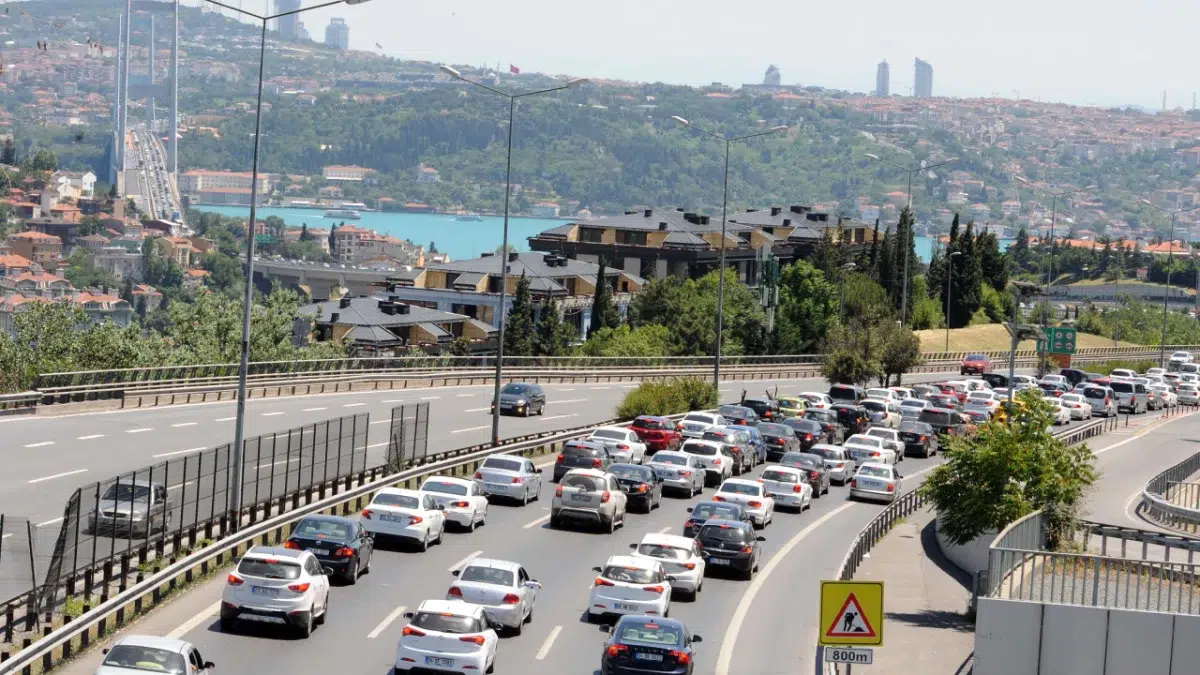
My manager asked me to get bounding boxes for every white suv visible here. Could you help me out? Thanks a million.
[220,546,331,638]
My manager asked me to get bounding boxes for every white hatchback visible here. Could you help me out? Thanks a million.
[844,434,897,465]
[220,546,331,638]
[420,476,489,532]
[395,600,499,674]
[1057,394,1093,420]
[713,478,775,527]
[757,465,813,511]
[588,555,674,621]
[629,533,706,599]
[361,488,446,551]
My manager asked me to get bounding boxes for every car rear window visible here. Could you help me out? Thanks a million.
[1110,382,1134,393]
[857,466,892,479]
[900,399,926,408]
[782,453,821,469]
[919,410,954,426]
[898,422,932,434]
[761,469,800,483]
[481,457,523,472]
[698,524,751,542]
[238,557,302,580]
[861,400,886,412]
[423,480,469,495]
[681,442,718,456]
[459,566,514,586]
[634,417,671,430]
[563,443,602,457]
[718,482,761,496]
[616,621,683,647]
[684,414,714,423]
[636,544,690,560]
[829,385,858,400]
[591,429,626,440]
[758,423,792,436]
[372,493,420,509]
[561,475,605,491]
[610,465,653,481]
[690,503,741,521]
[807,446,843,460]
[602,566,659,584]
[411,612,483,634]
[293,518,352,540]
[652,454,689,466]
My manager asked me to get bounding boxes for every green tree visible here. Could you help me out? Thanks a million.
[534,296,571,356]
[503,273,535,356]
[878,320,923,386]
[1,137,16,165]
[908,275,944,330]
[202,252,244,293]
[976,227,1008,291]
[588,259,620,338]
[63,249,120,290]
[772,260,837,354]
[24,148,57,172]
[947,223,983,328]
[581,324,673,357]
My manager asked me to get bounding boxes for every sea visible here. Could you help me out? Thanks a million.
[195,205,1001,264]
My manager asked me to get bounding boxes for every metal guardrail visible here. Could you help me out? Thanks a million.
[0,393,38,416]
[1140,450,1200,533]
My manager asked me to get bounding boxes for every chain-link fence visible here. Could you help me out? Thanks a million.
[387,402,430,472]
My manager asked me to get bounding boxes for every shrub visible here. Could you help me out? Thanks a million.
[1088,359,1158,375]
[615,377,717,419]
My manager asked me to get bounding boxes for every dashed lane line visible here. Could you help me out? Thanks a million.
[541,414,578,422]
[167,601,222,639]
[24,441,54,448]
[343,403,366,408]
[368,605,408,639]
[77,434,104,440]
[523,513,552,529]
[171,422,197,428]
[452,425,491,434]
[465,407,490,413]
[535,626,563,660]
[457,394,475,398]
[37,517,64,527]
[549,399,587,405]
[421,396,441,400]
[304,407,328,412]
[262,412,285,417]
[153,447,206,459]
[215,417,236,422]
[126,428,154,434]
[28,469,88,484]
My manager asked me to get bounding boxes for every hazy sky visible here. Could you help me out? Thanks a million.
[207,0,1198,111]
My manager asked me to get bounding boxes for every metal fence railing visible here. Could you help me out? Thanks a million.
[387,402,431,471]
[1141,450,1200,533]
[835,490,928,581]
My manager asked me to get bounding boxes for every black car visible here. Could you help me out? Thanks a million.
[918,407,970,438]
[911,384,939,399]
[554,440,611,482]
[801,408,842,443]
[682,501,752,537]
[695,519,765,580]
[599,615,702,675]
[981,373,1010,389]
[285,514,373,584]
[778,452,830,497]
[779,417,824,452]
[716,404,759,427]
[830,403,871,436]
[701,428,756,474]
[609,463,663,513]
[927,393,960,410]
[1059,368,1091,387]
[741,397,781,422]
[758,422,801,460]
[829,383,865,404]
[897,420,938,458]
[492,382,546,416]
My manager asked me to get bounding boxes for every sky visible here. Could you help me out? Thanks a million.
[199,0,1200,111]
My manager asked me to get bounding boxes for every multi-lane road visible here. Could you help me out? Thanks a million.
[125,126,182,223]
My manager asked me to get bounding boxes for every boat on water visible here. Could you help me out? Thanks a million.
[455,213,484,221]
[324,209,361,219]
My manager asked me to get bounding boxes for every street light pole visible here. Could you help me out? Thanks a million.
[1139,199,1200,367]
[674,118,788,388]
[838,262,857,318]
[440,66,588,445]
[945,251,961,351]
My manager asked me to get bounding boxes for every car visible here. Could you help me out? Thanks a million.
[394,600,500,674]
[775,395,810,417]
[554,439,613,482]
[588,426,649,464]
[447,558,540,634]
[1110,368,1138,379]
[850,462,904,504]
[700,427,756,474]
[551,468,629,532]
[1080,385,1117,417]
[1178,382,1200,405]
[716,404,759,426]
[284,514,374,584]
[980,372,1011,389]
[806,444,854,484]
[588,555,674,621]
[897,420,938,458]
[1043,397,1071,425]
[677,412,727,438]
[777,452,831,497]
[492,382,545,416]
[361,488,446,551]
[889,387,917,400]
[801,408,843,443]
[713,478,775,527]
[899,398,929,420]
[1059,368,1091,387]
[759,421,802,459]
[961,353,993,375]
[830,403,872,436]
[220,545,331,637]
[740,397,781,421]
[1058,393,1093,420]
[911,384,939,399]
[1145,387,1164,411]
[828,383,865,404]
[864,387,901,403]
[609,463,664,512]
[629,533,706,599]
[1169,351,1194,371]
[796,391,835,409]
[757,465,814,512]
[844,433,897,465]
[599,615,702,675]
[963,378,991,392]
[682,500,752,537]
[727,423,769,463]
[1152,384,1178,407]
[962,404,992,424]
[1038,381,1069,398]
[87,480,174,536]
[779,417,825,452]
[96,636,214,675]
[927,393,961,410]
[936,381,970,402]
[967,390,1001,413]
[860,398,901,428]
[679,439,733,485]
[419,476,489,531]
[643,450,706,497]
[694,518,765,580]
[473,455,543,504]
[1110,379,1148,414]
[630,416,683,453]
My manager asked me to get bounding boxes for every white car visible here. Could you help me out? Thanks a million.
[447,558,540,634]
[361,488,447,551]
[1179,383,1200,404]
[797,391,834,409]
[850,462,903,504]
[588,555,674,621]
[889,387,917,400]
[844,433,897,465]
[628,533,706,599]
[1147,367,1167,377]
[1039,374,1068,387]
[865,387,901,402]
[680,439,733,485]
[861,398,901,428]
[757,465,813,511]
[967,390,1000,413]
[865,427,905,460]
[1013,375,1038,387]
[1057,393,1093,420]
[419,477,489,532]
[220,546,331,637]
[95,636,214,675]
[713,478,775,527]
[1169,351,1194,368]
[473,455,543,504]
[395,600,499,674]
[1042,397,1071,425]
[1152,384,1178,407]
[587,426,648,464]
[643,450,706,497]
[1110,368,1137,380]
[677,412,727,438]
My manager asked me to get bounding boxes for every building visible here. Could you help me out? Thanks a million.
[0,293,134,338]
[0,270,73,299]
[324,17,350,50]
[763,65,781,87]
[914,58,933,98]
[299,294,497,355]
[275,0,304,40]
[875,60,890,97]
[50,170,96,199]
[415,163,440,183]
[331,225,424,266]
[130,284,163,312]
[532,202,560,218]
[91,246,143,281]
[0,252,34,278]
[322,165,375,181]
[179,170,271,194]
[7,231,63,269]
[160,237,197,268]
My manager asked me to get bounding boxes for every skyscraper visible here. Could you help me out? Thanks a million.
[763,65,781,88]
[914,58,933,98]
[276,0,303,40]
[325,17,350,50]
[875,60,889,96]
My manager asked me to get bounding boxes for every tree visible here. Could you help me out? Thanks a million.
[909,275,944,330]
[299,223,310,241]
[821,322,881,385]
[587,259,620,338]
[24,148,57,172]
[534,296,571,356]
[504,273,535,356]
[947,223,983,328]
[328,223,338,254]
[876,225,894,297]
[976,227,1008,291]
[772,260,837,354]
[202,252,244,293]
[1,137,16,165]
[811,226,845,278]
[63,249,120,290]
[878,320,922,386]
[892,207,920,314]
[581,325,673,357]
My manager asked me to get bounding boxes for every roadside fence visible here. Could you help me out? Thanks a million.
[1141,449,1200,534]
[387,402,431,472]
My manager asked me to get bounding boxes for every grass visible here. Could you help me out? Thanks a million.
[1068,278,1195,294]
[915,324,1141,352]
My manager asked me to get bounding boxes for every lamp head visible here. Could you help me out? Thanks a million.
[1140,199,1153,207]
[842,262,857,270]
[345,0,374,4]
[439,65,463,79]
[671,116,689,126]
[950,251,963,257]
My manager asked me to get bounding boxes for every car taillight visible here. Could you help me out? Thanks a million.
[335,546,354,558]
[793,484,804,493]
[452,501,469,508]
[502,593,521,604]
[360,509,373,520]
[712,457,722,465]
[448,586,463,598]
[643,585,666,593]
[851,479,858,488]
[683,562,697,570]
[600,490,612,503]
[919,435,927,442]
[773,438,785,444]
[607,644,630,658]
[679,470,692,477]
[288,583,310,593]
[402,626,425,637]
[556,454,565,463]
[511,476,524,484]
[804,434,813,440]
[713,495,725,502]
[284,540,301,550]
[474,472,483,480]
[671,650,692,665]
[676,422,684,430]
[227,574,244,586]
[871,452,880,457]
[808,470,820,480]
[748,500,762,508]
[887,483,895,492]
[555,486,563,497]
[593,458,604,468]
[409,515,423,525]
[595,578,615,587]
[636,484,648,493]
[617,443,630,450]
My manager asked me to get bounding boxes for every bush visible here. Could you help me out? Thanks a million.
[615,377,718,419]
[1088,359,1158,375]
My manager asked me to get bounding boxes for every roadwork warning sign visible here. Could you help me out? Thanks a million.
[819,581,884,647]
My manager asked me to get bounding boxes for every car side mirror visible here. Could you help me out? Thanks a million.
[102,648,110,655]
[756,536,766,542]
[403,611,415,619]
[692,635,703,643]
[600,624,614,633]
[666,574,679,582]
[535,468,543,474]
[438,504,446,510]
[592,566,603,573]
[322,566,335,576]
[628,543,637,549]
[525,580,542,589]
[203,661,216,669]
[685,507,694,513]
[451,569,460,577]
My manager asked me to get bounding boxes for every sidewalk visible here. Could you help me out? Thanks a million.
[851,507,975,674]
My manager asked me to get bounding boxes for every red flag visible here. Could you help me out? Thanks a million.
[509,64,520,74]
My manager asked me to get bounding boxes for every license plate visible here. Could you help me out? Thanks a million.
[709,558,731,566]
[251,586,280,597]
[654,469,674,479]
[859,481,882,489]
[569,493,590,502]
[485,483,507,491]
[425,656,453,667]
[379,514,404,523]
[635,653,664,662]
[311,548,329,555]
[614,602,637,611]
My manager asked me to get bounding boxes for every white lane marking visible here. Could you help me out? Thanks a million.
[657,526,672,534]
[1094,410,1195,456]
[171,422,197,428]
[367,441,388,449]
[457,394,475,398]
[168,481,194,491]
[541,414,578,422]
[421,396,441,400]
[262,412,285,417]
[343,403,365,408]
[153,447,206,459]
[28,469,88,484]
[590,387,610,390]
[619,384,637,388]
[77,434,104,440]
[24,441,54,448]
[560,388,575,392]
[37,517,64,527]
[549,399,587,405]
[524,513,552,529]
[535,625,563,660]
[465,407,490,413]
[370,420,390,425]
[1,534,10,540]
[368,605,408,639]
[382,399,406,403]
[448,550,483,573]
[215,417,236,422]
[452,425,491,434]
[303,407,328,412]
[255,459,299,471]
[126,428,153,434]
[167,600,222,639]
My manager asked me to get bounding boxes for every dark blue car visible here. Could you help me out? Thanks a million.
[600,615,701,675]
[728,424,767,463]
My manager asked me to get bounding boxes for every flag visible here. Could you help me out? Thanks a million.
[509,65,520,74]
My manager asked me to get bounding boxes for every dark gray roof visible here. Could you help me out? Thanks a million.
[426,251,619,280]
[344,325,403,345]
[538,223,576,238]
[417,322,451,340]
[467,318,498,335]
[452,272,487,289]
[300,296,486,330]
[661,231,710,248]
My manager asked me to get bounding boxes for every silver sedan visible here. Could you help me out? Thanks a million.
[473,455,543,505]
[643,451,705,497]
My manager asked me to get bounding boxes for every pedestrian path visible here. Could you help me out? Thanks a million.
[850,507,975,674]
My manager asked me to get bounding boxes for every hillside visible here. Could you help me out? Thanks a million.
[915,324,1139,353]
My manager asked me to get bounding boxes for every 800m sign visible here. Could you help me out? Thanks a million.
[824,647,874,664]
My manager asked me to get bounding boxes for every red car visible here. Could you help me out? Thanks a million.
[961,353,993,375]
[629,415,682,452]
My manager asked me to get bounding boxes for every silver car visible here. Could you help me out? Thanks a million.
[679,439,733,486]
[550,469,628,533]
[643,450,705,497]
[473,455,543,505]
[849,462,903,504]
[87,480,174,536]
[95,635,213,675]
[1110,380,1148,414]
[806,444,854,485]
[677,412,727,439]
[447,558,540,633]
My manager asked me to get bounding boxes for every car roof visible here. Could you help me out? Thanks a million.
[634,415,671,422]
[610,462,651,471]
[461,557,520,573]
[648,450,688,460]
[606,554,662,571]
[113,635,191,653]
[681,439,722,449]
[244,545,305,560]
[422,475,473,487]
[564,439,606,449]
[763,464,805,474]
[720,478,764,489]
[565,468,609,478]
[693,499,745,511]
[614,614,687,631]
[639,532,696,548]
[417,599,483,617]
[857,462,894,471]
[810,443,846,452]
[867,426,896,434]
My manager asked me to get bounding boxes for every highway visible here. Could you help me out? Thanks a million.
[125,126,182,223]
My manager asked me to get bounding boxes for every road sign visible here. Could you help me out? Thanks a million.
[825,647,874,665]
[1038,327,1077,355]
[820,580,884,647]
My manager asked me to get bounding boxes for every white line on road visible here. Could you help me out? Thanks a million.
[37,517,64,527]
[153,447,206,459]
[343,403,366,408]
[382,399,406,403]
[77,434,104,440]
[370,420,390,425]
[168,481,194,491]
[170,422,198,428]
[465,407,490,413]
[1,534,10,540]
[448,550,482,573]
[28,469,88,484]
[523,513,552,529]
[368,605,408,639]
[215,417,236,422]
[541,414,578,422]
[421,396,441,400]
[367,441,388,449]
[457,394,475,398]
[619,384,637,388]
[126,428,153,434]
[535,625,563,660]
[167,600,222,639]
[262,412,286,417]
[657,526,672,534]
[24,441,54,448]
[452,425,491,434]
[549,399,587,405]
[559,388,575,391]
[589,387,610,390]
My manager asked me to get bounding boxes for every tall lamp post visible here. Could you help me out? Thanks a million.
[202,0,374,530]
[838,262,857,318]
[945,251,961,351]
[673,118,788,387]
[864,153,956,325]
[440,66,588,445]
[1138,199,1200,367]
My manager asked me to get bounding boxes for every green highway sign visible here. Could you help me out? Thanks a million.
[1038,327,1077,355]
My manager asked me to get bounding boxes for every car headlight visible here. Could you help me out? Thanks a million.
[129,512,146,521]
[517,399,527,406]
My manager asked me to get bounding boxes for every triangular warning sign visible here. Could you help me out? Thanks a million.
[824,593,877,639]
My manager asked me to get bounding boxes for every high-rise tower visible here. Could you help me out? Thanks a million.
[875,60,889,96]
[914,58,933,98]
[325,17,350,50]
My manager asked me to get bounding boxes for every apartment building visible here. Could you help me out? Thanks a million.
[179,170,272,194]
[300,294,497,355]
[331,225,421,265]
[7,230,64,269]
[322,165,376,181]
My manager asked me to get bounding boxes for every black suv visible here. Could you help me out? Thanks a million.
[830,403,871,436]
[717,404,759,426]
[552,440,611,481]
[741,397,781,421]
[801,408,842,443]
[829,384,865,404]
[695,519,765,580]
[898,420,938,458]
[917,408,970,438]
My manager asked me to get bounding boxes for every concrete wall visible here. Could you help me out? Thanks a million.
[975,597,1200,675]
[935,515,998,579]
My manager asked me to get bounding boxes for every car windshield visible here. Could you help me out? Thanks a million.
[459,566,514,586]
[101,484,152,503]
[422,480,468,496]
[101,645,187,674]
[293,519,352,540]
[610,465,653,481]
[652,454,688,466]
[719,482,761,496]
[481,457,523,472]
[616,621,684,647]
[602,565,658,584]
[690,503,741,521]
[1061,395,1083,403]
[920,410,954,425]
[966,354,988,360]
[858,466,892,479]
[372,493,420,509]
[861,400,886,412]
[635,418,670,430]
[1110,382,1134,393]
[758,423,792,436]
[410,612,482,635]
[501,384,532,395]
[761,469,799,483]
[681,442,718,456]
[237,557,302,580]
[561,475,605,491]
[698,524,750,542]
[637,543,690,560]
[785,419,821,431]
[591,429,626,440]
